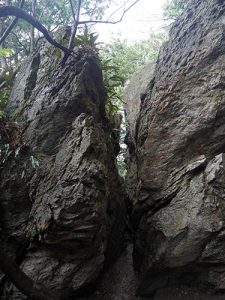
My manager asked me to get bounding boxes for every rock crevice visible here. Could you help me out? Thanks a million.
[3,0,225,298]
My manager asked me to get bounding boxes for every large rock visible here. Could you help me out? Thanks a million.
[124,63,155,204]
[124,62,155,146]
[0,44,126,299]
[125,0,225,296]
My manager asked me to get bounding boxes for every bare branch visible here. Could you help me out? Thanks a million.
[0,0,24,46]
[35,19,67,48]
[69,0,76,22]
[0,6,71,55]
[68,0,81,50]
[78,0,141,25]
[61,0,82,64]
[107,0,130,21]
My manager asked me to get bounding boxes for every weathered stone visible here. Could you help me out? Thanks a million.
[0,44,126,299]
[124,62,155,145]
[124,62,155,206]
[125,0,225,296]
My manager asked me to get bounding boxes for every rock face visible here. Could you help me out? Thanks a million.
[124,62,155,147]
[0,45,126,299]
[125,0,225,296]
[124,63,155,204]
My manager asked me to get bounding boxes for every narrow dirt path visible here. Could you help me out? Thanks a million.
[84,244,138,300]
[78,244,225,300]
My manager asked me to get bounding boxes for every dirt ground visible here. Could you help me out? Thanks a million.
[78,245,225,300]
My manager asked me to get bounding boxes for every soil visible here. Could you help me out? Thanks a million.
[78,245,225,300]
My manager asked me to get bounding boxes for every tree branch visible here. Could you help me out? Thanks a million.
[61,0,82,64]
[0,0,25,46]
[78,0,141,25]
[0,248,61,300]
[68,0,81,50]
[0,6,71,55]
[69,0,76,22]
[10,31,29,54]
[107,0,130,21]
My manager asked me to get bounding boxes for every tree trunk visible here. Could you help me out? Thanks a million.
[0,248,61,300]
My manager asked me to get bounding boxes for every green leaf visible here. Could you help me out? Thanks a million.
[0,48,13,57]
[30,155,39,169]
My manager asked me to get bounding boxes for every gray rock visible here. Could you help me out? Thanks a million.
[0,45,126,299]
[124,62,155,206]
[125,0,225,296]
[124,62,155,145]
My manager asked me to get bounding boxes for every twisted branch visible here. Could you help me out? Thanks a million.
[0,6,71,55]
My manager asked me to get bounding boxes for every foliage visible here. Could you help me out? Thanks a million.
[0,68,14,117]
[100,32,166,117]
[0,119,39,177]
[101,32,166,85]
[0,88,10,117]
[75,24,99,48]
[101,58,125,119]
[0,47,13,57]
[1,0,112,65]
[100,33,166,176]
[0,1,166,179]
[163,0,186,19]
[81,0,112,21]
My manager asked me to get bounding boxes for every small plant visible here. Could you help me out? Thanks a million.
[0,47,13,58]
[0,110,6,119]
[75,25,99,49]
[21,155,39,179]
[0,88,10,115]
[0,143,13,164]
[0,67,15,117]
[0,119,39,178]
[101,59,126,120]
[30,155,39,169]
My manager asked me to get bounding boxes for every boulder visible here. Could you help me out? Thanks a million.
[0,45,126,299]
[125,0,225,296]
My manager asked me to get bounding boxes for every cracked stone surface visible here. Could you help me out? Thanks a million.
[0,45,126,299]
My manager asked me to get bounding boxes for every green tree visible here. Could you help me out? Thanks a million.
[100,32,166,112]
[0,0,141,66]
[163,0,186,19]
[100,32,166,176]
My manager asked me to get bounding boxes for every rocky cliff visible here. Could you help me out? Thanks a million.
[2,0,225,299]
[0,44,126,299]
[125,0,225,297]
